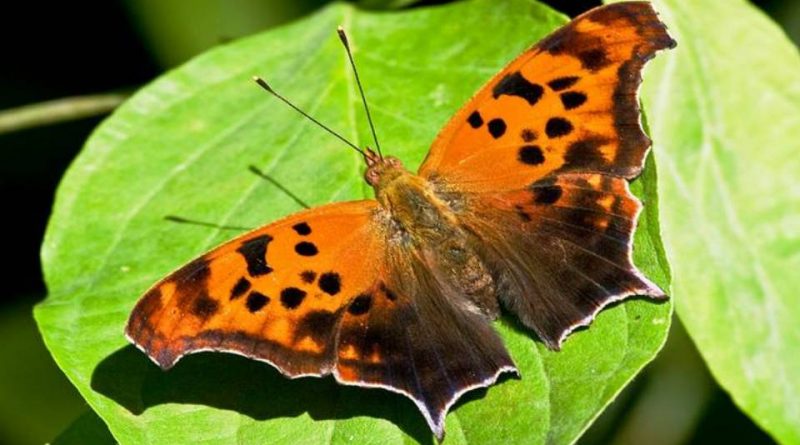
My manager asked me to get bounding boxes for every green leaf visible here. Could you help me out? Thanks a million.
[36,1,671,443]
[638,0,800,442]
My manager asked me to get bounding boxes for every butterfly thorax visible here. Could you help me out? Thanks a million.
[366,154,500,317]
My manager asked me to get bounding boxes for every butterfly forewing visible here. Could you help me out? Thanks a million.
[419,1,676,192]
[126,200,383,375]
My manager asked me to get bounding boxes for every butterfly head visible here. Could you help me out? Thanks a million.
[364,147,405,188]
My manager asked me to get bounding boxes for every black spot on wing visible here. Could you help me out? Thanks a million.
[467,111,484,128]
[300,270,317,284]
[230,277,251,300]
[318,272,341,296]
[295,241,318,256]
[521,129,537,142]
[281,287,306,309]
[545,117,573,138]
[548,76,580,91]
[246,291,270,313]
[578,48,611,71]
[487,119,507,139]
[560,92,587,110]
[534,186,563,205]
[292,222,311,236]
[561,138,608,171]
[531,178,563,205]
[192,295,219,319]
[518,145,545,165]
[492,71,544,106]
[236,235,273,277]
[295,310,339,343]
[348,294,372,316]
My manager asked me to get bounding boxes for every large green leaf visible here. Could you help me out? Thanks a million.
[36,1,671,443]
[638,0,800,443]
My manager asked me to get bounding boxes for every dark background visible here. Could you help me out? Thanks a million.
[1,1,796,444]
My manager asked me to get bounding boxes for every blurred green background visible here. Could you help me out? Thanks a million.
[0,1,796,444]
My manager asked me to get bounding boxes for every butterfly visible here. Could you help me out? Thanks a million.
[126,2,675,441]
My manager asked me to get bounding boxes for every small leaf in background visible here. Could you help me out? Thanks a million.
[638,0,800,443]
[36,0,671,443]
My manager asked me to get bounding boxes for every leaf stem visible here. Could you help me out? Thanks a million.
[0,93,129,135]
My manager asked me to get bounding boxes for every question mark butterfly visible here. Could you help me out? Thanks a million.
[127,2,675,440]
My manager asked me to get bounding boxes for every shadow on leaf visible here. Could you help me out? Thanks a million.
[91,345,435,444]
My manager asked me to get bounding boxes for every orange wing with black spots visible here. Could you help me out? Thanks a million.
[126,200,385,375]
[126,200,515,439]
[418,1,675,192]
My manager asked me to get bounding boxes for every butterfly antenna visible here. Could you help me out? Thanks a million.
[252,76,367,160]
[337,26,383,159]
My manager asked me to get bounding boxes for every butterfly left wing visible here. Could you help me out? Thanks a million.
[126,200,515,440]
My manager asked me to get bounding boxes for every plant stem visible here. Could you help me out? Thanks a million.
[0,93,129,135]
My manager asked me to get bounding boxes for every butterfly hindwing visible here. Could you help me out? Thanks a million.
[336,246,516,438]
[462,173,666,348]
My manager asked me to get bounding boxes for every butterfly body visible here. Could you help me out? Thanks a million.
[368,152,504,319]
[126,2,675,440]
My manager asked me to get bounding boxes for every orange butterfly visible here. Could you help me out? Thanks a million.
[126,2,675,440]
